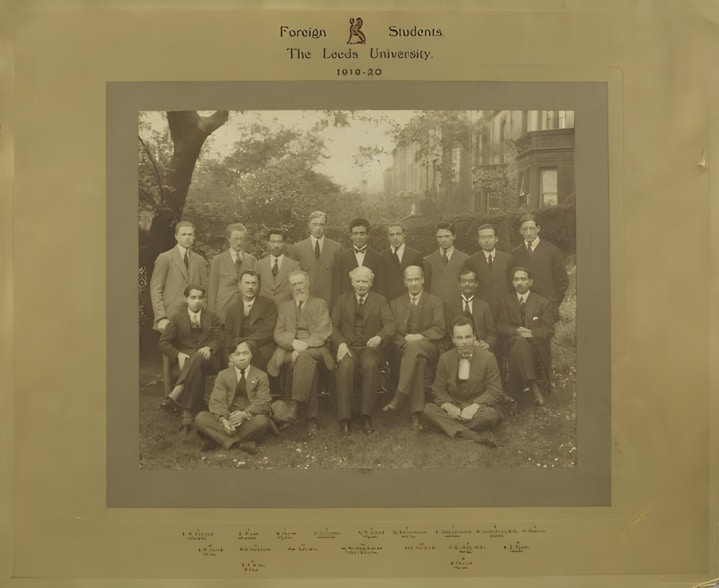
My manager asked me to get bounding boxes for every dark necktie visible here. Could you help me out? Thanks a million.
[183,250,189,269]
[237,369,246,395]
[355,247,367,255]
[234,254,242,272]
[526,242,532,255]
[487,255,493,268]
[393,248,401,264]
[463,298,472,315]
[314,240,320,260]
[519,297,526,326]
[191,314,200,329]
[272,258,279,277]
[441,250,449,265]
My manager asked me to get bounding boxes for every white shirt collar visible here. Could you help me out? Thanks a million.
[441,246,454,259]
[392,243,405,258]
[231,250,243,263]
[517,292,529,303]
[526,237,540,250]
[234,366,249,381]
[188,308,201,321]
[271,254,283,263]
[483,249,496,259]
[176,244,189,256]
[311,236,324,247]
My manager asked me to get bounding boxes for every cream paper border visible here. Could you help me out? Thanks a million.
[5,1,718,585]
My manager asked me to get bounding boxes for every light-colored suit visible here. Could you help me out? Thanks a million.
[287,237,343,307]
[424,248,470,304]
[256,254,300,305]
[207,250,257,323]
[150,245,208,330]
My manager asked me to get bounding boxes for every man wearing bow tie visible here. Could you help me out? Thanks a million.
[331,266,396,436]
[195,339,276,454]
[380,222,424,302]
[158,285,224,430]
[496,267,554,406]
[462,223,513,313]
[150,221,208,332]
[256,228,300,305]
[423,221,470,304]
[423,317,505,446]
[207,223,257,323]
[383,265,446,431]
[444,268,498,352]
[333,217,386,300]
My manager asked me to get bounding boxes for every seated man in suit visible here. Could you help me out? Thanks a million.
[207,222,257,323]
[256,228,300,305]
[496,267,554,407]
[150,220,208,332]
[333,217,386,299]
[158,285,224,429]
[332,266,396,436]
[381,222,425,302]
[383,265,446,431]
[423,221,469,304]
[267,270,334,435]
[444,268,498,352]
[195,339,276,454]
[224,270,277,372]
[462,223,513,313]
[424,317,505,447]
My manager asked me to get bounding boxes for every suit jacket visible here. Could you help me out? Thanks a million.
[431,347,504,408]
[380,245,425,302]
[511,240,568,305]
[444,296,498,350]
[463,249,513,310]
[287,237,342,307]
[390,290,446,346]
[333,247,387,299]
[207,250,257,323]
[424,249,470,303]
[224,295,278,349]
[158,308,224,359]
[268,295,334,376]
[149,246,208,330]
[331,290,396,350]
[496,291,554,343]
[256,254,300,305]
[207,365,271,418]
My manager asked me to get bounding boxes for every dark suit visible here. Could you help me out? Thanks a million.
[331,291,396,419]
[463,249,513,311]
[444,296,498,351]
[158,308,224,411]
[224,295,278,371]
[287,237,343,307]
[496,291,554,393]
[333,247,387,299]
[207,250,257,323]
[256,254,300,305]
[380,245,424,302]
[150,246,208,330]
[389,291,446,413]
[267,296,334,417]
[195,365,273,449]
[511,240,568,320]
[424,249,470,304]
[424,347,505,438]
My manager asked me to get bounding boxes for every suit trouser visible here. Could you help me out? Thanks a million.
[289,348,328,418]
[335,347,381,420]
[173,352,217,412]
[506,336,538,388]
[195,411,272,449]
[423,403,501,438]
[395,340,439,414]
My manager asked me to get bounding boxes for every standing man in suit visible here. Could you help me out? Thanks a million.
[256,228,300,305]
[150,220,208,332]
[207,223,257,323]
[463,223,513,312]
[380,222,424,302]
[158,285,224,430]
[383,265,446,431]
[424,221,470,304]
[195,339,276,454]
[331,266,396,436]
[267,270,335,435]
[287,211,342,308]
[423,317,505,447]
[510,214,568,322]
[444,268,498,352]
[496,267,554,406]
[224,270,278,372]
[333,217,386,299]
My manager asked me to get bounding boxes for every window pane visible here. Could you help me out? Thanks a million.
[541,169,558,206]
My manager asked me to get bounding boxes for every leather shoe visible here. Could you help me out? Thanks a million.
[340,420,350,437]
[361,415,375,435]
[160,397,180,414]
[382,392,405,412]
[530,382,544,406]
[236,440,258,455]
[410,413,422,432]
[307,418,320,437]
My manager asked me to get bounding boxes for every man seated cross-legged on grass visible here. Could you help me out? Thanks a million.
[423,317,505,447]
[195,339,278,454]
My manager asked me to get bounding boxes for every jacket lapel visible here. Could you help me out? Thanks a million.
[173,248,189,280]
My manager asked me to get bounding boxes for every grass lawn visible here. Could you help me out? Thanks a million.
[139,262,577,471]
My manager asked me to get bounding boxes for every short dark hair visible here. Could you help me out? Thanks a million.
[387,222,405,233]
[451,316,474,335]
[239,270,259,281]
[458,267,477,281]
[510,266,533,280]
[435,220,456,235]
[183,284,206,297]
[518,213,538,226]
[477,223,496,235]
[175,220,195,234]
[267,228,286,241]
[349,218,370,232]
[228,338,256,356]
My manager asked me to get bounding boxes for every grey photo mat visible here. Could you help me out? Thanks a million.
[107,80,610,508]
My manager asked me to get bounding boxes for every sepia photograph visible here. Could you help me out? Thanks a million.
[137,108,578,472]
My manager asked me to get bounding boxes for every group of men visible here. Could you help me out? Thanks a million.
[149,210,569,454]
